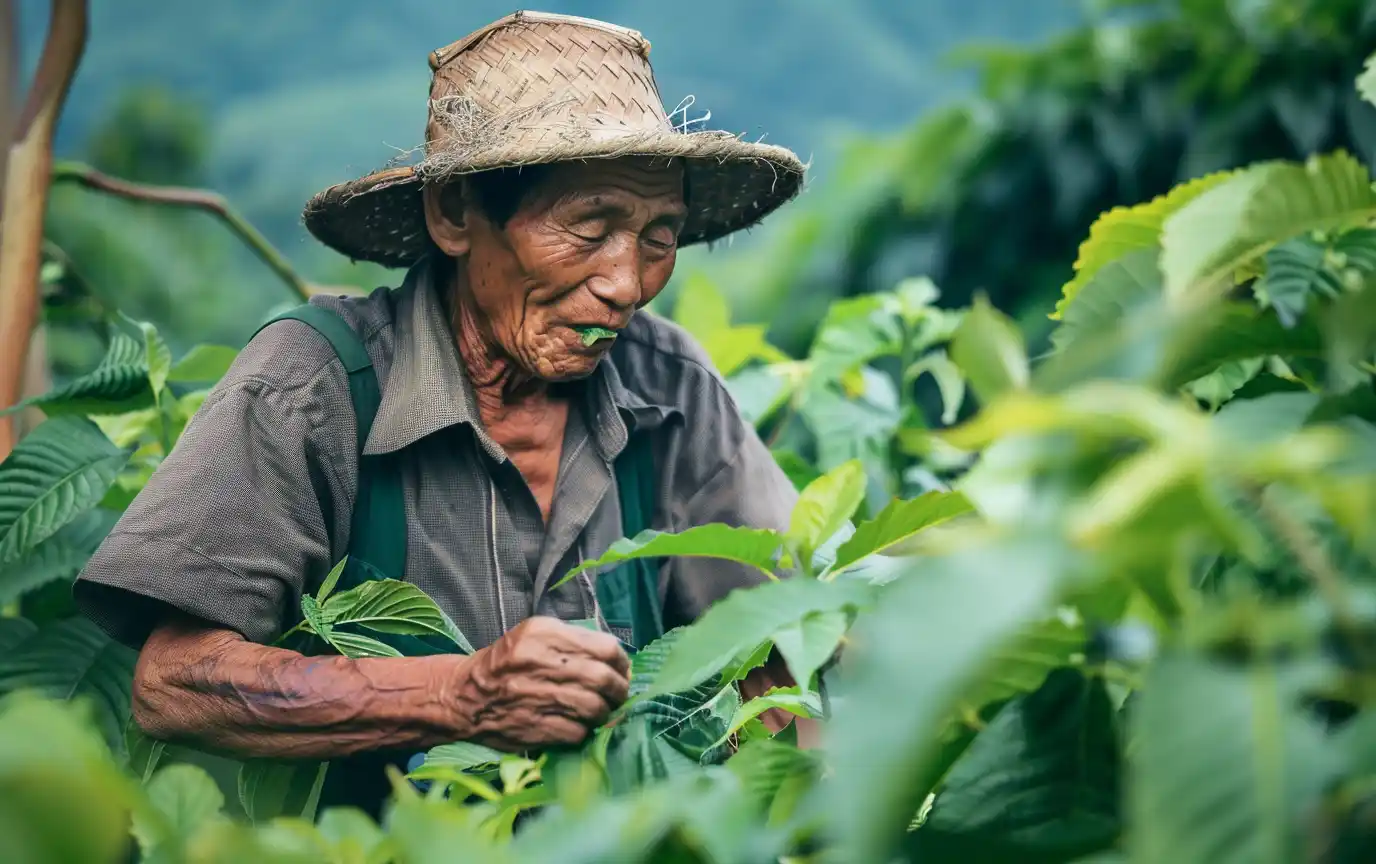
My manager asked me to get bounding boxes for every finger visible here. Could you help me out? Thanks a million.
[547,657,630,707]
[527,715,591,748]
[545,685,614,727]
[548,622,631,676]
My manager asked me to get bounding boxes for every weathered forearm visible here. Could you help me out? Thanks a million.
[132,613,475,760]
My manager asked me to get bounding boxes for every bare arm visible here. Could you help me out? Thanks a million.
[132,612,631,761]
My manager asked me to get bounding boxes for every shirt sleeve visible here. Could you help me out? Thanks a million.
[660,385,800,628]
[73,368,353,649]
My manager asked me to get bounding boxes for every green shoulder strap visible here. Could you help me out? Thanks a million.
[598,432,666,651]
[254,306,462,657]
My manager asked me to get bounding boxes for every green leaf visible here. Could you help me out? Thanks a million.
[125,718,166,784]
[0,508,116,607]
[238,759,327,824]
[0,616,37,653]
[1054,169,1239,319]
[1358,51,1376,108]
[315,807,387,861]
[830,491,974,574]
[559,525,784,589]
[906,350,967,425]
[1211,391,1321,446]
[315,557,347,605]
[1,331,153,417]
[1161,151,1376,300]
[647,576,874,698]
[1256,236,1344,327]
[0,694,138,864]
[910,670,1121,863]
[725,738,821,814]
[323,631,403,659]
[137,320,173,397]
[131,763,227,857]
[672,272,732,341]
[1051,249,1164,355]
[826,534,1079,864]
[770,610,848,691]
[167,344,240,384]
[950,294,1029,405]
[712,686,821,749]
[1156,302,1324,390]
[0,416,130,566]
[701,325,785,377]
[726,362,801,427]
[1184,358,1264,410]
[807,294,904,385]
[319,578,474,654]
[414,741,505,775]
[788,459,866,559]
[1130,652,1337,864]
[0,617,137,759]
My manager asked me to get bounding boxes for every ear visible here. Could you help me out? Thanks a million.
[422,181,472,257]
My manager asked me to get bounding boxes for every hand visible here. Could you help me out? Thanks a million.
[453,616,631,751]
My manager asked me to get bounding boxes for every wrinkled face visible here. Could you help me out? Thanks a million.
[425,156,687,381]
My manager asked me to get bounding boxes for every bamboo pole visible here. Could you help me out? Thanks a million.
[0,0,87,459]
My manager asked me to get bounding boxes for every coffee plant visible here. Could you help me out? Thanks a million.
[4,52,1376,864]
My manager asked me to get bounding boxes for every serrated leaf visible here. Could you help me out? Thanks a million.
[0,417,130,566]
[2,331,153,417]
[1130,653,1337,864]
[826,534,1080,864]
[1254,234,1364,327]
[1161,151,1376,301]
[788,459,866,558]
[830,491,974,574]
[132,763,227,856]
[167,344,240,384]
[647,576,874,698]
[1054,169,1239,319]
[0,617,137,759]
[950,295,1029,405]
[559,525,784,589]
[712,686,821,748]
[807,294,904,386]
[1051,249,1164,355]
[238,759,327,824]
[911,670,1121,863]
[771,609,849,692]
[1184,358,1264,410]
[319,578,473,653]
[0,508,115,607]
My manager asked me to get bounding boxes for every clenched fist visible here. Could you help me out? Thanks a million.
[452,616,631,751]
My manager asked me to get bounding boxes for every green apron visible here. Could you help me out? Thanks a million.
[255,304,665,819]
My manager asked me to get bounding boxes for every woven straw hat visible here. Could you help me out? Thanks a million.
[303,10,808,268]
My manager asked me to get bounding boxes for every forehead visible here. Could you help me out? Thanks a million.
[537,156,685,203]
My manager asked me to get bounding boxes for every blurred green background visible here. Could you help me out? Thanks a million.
[17,0,1376,375]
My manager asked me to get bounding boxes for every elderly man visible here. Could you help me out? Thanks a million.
[74,11,808,816]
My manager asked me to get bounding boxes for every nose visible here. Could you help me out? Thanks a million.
[585,236,643,310]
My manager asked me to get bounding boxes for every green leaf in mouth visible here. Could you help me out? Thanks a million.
[576,326,619,346]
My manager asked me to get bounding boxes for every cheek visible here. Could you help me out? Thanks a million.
[639,249,677,305]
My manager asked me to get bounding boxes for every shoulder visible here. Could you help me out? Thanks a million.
[227,287,397,394]
[609,309,734,413]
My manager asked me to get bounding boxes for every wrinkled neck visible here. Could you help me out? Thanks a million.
[448,274,548,422]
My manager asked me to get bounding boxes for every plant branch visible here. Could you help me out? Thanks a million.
[47,161,314,303]
[0,0,86,460]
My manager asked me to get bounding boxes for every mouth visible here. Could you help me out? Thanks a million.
[571,325,619,347]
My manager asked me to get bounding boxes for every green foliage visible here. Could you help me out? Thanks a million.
[8,8,1376,859]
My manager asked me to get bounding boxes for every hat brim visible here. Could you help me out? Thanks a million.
[302,134,806,268]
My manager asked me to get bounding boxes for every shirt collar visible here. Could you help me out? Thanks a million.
[362,256,670,461]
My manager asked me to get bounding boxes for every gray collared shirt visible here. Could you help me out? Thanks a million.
[74,257,799,651]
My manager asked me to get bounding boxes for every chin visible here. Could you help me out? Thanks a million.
[534,355,602,382]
